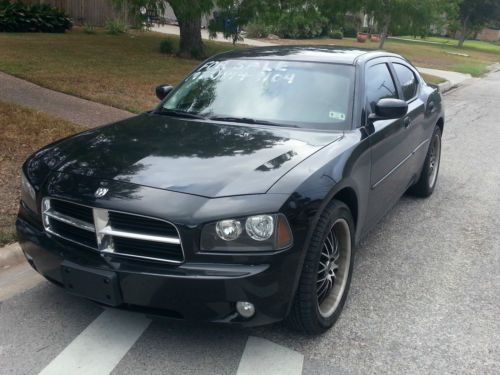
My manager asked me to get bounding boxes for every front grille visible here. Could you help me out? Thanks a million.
[42,198,184,264]
[108,211,178,237]
[113,237,184,262]
[48,218,98,248]
[50,199,94,224]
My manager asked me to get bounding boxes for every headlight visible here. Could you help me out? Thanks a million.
[200,213,293,252]
[215,219,242,241]
[245,215,274,241]
[21,170,38,212]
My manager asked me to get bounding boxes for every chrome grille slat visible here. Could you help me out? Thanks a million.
[44,209,95,232]
[42,198,184,264]
[100,226,181,245]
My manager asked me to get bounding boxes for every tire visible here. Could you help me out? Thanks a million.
[408,126,442,198]
[287,200,355,335]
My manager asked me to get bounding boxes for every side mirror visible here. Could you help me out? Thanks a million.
[155,84,174,101]
[369,98,408,121]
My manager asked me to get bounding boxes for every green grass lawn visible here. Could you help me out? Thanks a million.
[270,37,500,76]
[420,73,446,85]
[0,101,82,246]
[400,36,500,55]
[0,29,498,115]
[0,28,237,113]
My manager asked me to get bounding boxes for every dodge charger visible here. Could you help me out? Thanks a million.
[17,46,444,334]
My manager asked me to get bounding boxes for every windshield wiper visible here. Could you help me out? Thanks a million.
[155,108,207,119]
[209,116,297,128]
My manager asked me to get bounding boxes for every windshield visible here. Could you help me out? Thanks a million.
[162,59,354,130]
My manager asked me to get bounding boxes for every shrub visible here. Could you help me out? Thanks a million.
[189,47,205,60]
[343,24,358,38]
[329,29,343,39]
[83,23,96,34]
[245,22,270,38]
[159,39,175,54]
[0,1,72,33]
[105,19,127,35]
[275,12,328,39]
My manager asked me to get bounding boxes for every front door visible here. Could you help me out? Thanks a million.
[365,61,414,224]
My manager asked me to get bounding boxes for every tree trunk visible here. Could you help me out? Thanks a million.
[178,17,205,58]
[458,15,469,48]
[379,15,391,49]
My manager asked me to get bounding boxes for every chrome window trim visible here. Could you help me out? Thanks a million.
[41,197,185,264]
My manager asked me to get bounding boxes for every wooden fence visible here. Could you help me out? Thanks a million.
[20,0,129,27]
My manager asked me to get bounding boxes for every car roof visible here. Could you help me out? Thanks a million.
[212,45,402,65]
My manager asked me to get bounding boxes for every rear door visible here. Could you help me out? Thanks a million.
[364,59,414,224]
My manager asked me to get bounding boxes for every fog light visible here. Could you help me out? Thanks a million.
[236,301,255,318]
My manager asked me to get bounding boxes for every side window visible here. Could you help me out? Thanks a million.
[393,63,418,101]
[366,63,398,112]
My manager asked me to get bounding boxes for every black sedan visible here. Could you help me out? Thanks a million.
[17,46,443,334]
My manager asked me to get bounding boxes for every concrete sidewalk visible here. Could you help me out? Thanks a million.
[417,67,472,91]
[0,72,133,128]
[0,243,24,270]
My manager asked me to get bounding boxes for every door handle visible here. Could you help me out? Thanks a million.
[403,117,411,128]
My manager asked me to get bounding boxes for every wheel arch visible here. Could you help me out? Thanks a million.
[331,187,358,230]
[436,117,444,133]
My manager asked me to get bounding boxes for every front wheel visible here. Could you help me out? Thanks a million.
[409,126,442,197]
[287,200,354,335]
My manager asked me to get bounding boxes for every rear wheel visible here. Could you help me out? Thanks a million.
[287,200,354,335]
[409,126,442,197]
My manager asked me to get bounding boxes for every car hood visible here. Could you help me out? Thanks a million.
[42,114,342,198]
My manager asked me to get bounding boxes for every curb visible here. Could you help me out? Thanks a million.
[0,243,25,268]
[438,81,454,93]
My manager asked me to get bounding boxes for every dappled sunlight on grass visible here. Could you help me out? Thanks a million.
[0,101,82,245]
[0,28,238,113]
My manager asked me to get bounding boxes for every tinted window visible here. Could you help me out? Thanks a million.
[366,63,397,111]
[393,63,418,101]
[162,59,355,130]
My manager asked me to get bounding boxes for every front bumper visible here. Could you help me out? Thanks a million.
[16,215,303,327]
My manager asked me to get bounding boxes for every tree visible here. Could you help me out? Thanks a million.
[116,0,214,58]
[210,0,335,41]
[207,0,255,44]
[455,0,500,47]
[364,0,405,48]
[390,0,457,39]
[168,0,214,57]
[320,0,363,28]
[364,0,451,48]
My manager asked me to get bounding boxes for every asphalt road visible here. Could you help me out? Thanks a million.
[1,70,499,375]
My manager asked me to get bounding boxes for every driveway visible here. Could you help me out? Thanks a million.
[1,70,499,375]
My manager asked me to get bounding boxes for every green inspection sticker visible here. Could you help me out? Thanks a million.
[329,111,346,120]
